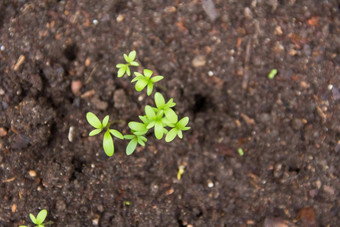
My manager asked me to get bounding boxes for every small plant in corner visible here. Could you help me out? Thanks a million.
[20,209,52,227]
[86,51,190,156]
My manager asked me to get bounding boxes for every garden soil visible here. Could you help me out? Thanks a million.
[1,0,340,226]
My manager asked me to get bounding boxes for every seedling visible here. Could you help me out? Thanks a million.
[86,112,124,156]
[116,50,139,77]
[268,69,278,79]
[124,201,131,206]
[177,165,185,180]
[131,69,164,96]
[86,51,190,156]
[20,209,51,227]
[237,147,244,156]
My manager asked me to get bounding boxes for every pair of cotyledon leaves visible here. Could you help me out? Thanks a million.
[19,209,48,227]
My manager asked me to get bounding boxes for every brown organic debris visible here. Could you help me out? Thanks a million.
[13,55,25,71]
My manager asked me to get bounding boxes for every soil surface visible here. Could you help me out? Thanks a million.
[1,0,340,226]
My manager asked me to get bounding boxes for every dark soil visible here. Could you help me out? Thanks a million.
[1,0,340,226]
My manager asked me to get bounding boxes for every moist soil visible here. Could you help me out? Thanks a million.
[1,0,340,226]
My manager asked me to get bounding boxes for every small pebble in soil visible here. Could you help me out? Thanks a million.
[202,0,219,21]
[92,19,98,25]
[164,6,176,13]
[91,97,108,110]
[92,217,99,225]
[207,180,214,188]
[0,88,4,95]
[0,127,7,137]
[264,217,293,227]
[192,55,206,67]
[208,71,214,77]
[11,204,17,213]
[68,126,75,142]
[116,14,124,22]
[323,185,335,195]
[71,80,82,96]
[29,170,37,177]
[0,45,4,51]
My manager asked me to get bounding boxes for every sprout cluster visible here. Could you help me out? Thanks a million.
[86,51,190,156]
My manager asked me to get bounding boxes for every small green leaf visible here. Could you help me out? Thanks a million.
[126,66,131,76]
[128,50,136,61]
[133,130,148,136]
[268,69,278,79]
[143,69,153,79]
[183,126,191,131]
[36,209,47,224]
[29,214,37,224]
[177,130,183,139]
[151,76,164,83]
[102,115,109,127]
[155,92,165,108]
[130,61,139,66]
[89,128,102,136]
[165,108,178,123]
[109,129,124,139]
[123,53,129,62]
[134,72,143,77]
[145,105,156,119]
[165,128,178,142]
[166,98,176,108]
[126,139,138,155]
[103,131,114,156]
[128,122,147,132]
[146,121,155,129]
[177,117,189,129]
[124,135,135,139]
[139,115,150,124]
[238,148,244,156]
[137,138,145,146]
[116,64,125,68]
[86,112,102,129]
[117,67,126,78]
[147,83,154,96]
[154,122,164,139]
[135,79,148,91]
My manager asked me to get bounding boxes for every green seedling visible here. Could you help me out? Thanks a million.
[132,69,164,96]
[20,209,51,227]
[86,51,190,156]
[237,148,244,156]
[268,69,278,79]
[177,165,185,180]
[154,92,177,123]
[86,112,124,156]
[124,201,131,206]
[165,116,191,142]
[116,50,139,77]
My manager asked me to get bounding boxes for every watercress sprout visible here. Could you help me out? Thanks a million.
[154,92,177,123]
[86,51,190,156]
[116,50,139,77]
[86,112,124,156]
[20,209,50,227]
[165,117,191,142]
[131,69,164,96]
